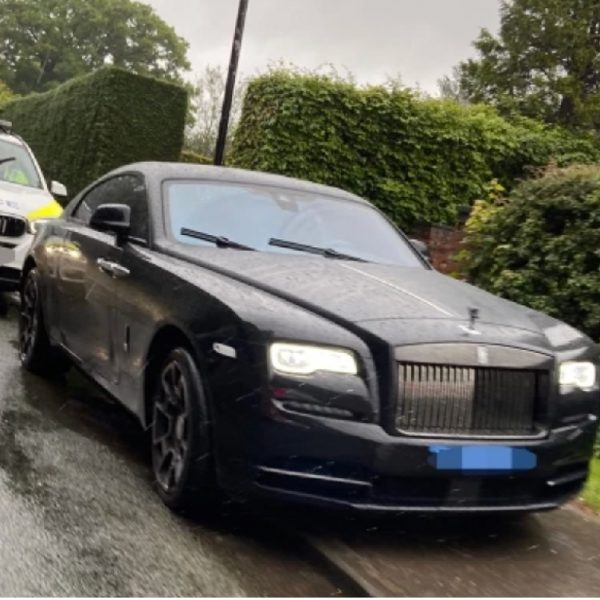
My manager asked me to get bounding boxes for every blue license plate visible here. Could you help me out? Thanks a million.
[429,445,537,471]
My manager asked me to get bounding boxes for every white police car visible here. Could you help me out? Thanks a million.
[0,120,66,290]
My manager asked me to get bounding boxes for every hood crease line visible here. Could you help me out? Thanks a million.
[340,263,456,318]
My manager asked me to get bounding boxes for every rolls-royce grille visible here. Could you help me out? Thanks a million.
[0,215,26,238]
[396,363,546,437]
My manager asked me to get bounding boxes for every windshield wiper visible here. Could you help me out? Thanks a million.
[269,238,367,262]
[181,228,255,251]
[0,156,16,166]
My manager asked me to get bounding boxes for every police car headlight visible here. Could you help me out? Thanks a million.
[559,361,597,391]
[269,342,358,376]
[27,219,48,234]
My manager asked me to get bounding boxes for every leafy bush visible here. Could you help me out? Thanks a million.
[232,72,600,230]
[0,80,16,107]
[1,67,188,197]
[460,165,600,340]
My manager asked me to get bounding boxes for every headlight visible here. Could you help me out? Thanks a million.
[559,361,597,391]
[269,342,358,376]
[27,219,48,234]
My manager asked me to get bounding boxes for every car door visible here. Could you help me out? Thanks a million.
[97,175,153,412]
[57,174,143,385]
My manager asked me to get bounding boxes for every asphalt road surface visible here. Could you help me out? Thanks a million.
[0,301,346,597]
[1,298,599,597]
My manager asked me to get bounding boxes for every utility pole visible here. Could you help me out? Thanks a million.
[214,0,249,166]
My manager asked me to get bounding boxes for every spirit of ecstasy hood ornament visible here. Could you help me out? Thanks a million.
[469,307,480,331]
[459,307,482,336]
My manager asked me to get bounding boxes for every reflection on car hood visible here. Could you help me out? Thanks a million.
[167,245,589,352]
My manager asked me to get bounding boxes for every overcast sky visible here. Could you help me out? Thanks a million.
[144,0,500,93]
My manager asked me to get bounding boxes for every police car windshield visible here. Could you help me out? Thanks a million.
[0,138,42,189]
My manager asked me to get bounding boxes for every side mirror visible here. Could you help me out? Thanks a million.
[410,238,431,261]
[50,180,68,197]
[90,204,131,243]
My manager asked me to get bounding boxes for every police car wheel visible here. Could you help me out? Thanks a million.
[19,268,69,376]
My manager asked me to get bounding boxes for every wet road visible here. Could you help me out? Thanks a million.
[0,304,344,597]
[1,299,599,597]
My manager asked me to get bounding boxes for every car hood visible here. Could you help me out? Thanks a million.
[165,245,592,354]
[0,180,59,220]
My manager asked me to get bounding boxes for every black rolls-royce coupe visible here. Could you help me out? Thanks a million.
[19,163,599,513]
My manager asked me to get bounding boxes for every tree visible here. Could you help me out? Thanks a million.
[0,0,190,95]
[448,0,600,131]
[186,65,248,159]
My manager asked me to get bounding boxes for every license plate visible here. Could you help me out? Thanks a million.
[429,445,537,471]
[0,247,15,265]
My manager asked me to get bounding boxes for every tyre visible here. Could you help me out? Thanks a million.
[19,268,70,377]
[151,347,218,512]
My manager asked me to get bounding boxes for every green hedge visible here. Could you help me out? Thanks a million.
[231,72,600,230]
[1,67,188,198]
[0,80,16,107]
[460,166,600,341]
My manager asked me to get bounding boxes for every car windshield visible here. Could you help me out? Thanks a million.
[164,180,425,268]
[0,138,42,189]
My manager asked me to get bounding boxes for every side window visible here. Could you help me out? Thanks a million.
[73,174,149,243]
[72,182,107,224]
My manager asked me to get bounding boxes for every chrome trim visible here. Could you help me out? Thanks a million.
[257,466,371,488]
[546,470,588,488]
[394,343,553,370]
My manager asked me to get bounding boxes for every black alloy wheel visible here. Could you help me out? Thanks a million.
[19,268,69,376]
[151,347,216,511]
[19,271,40,363]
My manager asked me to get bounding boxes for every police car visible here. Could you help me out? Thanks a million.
[0,120,66,291]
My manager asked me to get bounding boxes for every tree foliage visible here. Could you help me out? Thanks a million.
[0,79,16,106]
[185,65,248,159]
[460,165,600,340]
[180,149,212,165]
[0,0,190,95]
[450,0,600,131]
[232,71,600,231]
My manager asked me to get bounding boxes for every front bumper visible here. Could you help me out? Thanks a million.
[0,232,32,291]
[218,406,598,514]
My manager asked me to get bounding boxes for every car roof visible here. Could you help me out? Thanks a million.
[0,132,25,146]
[107,162,370,205]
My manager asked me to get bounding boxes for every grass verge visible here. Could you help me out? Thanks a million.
[583,458,600,513]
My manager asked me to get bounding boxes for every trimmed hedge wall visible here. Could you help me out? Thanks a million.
[231,73,600,230]
[1,67,188,198]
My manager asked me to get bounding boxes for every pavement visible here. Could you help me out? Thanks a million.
[1,295,600,597]
[301,506,600,596]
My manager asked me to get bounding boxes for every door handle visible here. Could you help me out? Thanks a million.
[97,258,130,279]
[97,257,114,275]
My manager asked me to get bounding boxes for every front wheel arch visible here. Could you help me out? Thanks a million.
[143,325,206,430]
